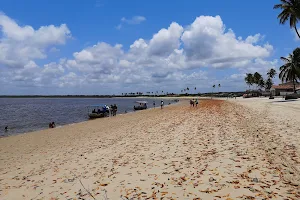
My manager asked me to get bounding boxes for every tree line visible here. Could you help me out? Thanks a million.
[244,0,300,94]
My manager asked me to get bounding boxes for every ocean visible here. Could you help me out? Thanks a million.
[0,98,177,137]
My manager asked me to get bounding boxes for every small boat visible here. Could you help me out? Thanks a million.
[134,101,148,110]
[88,105,109,119]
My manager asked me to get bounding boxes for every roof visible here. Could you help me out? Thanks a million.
[135,101,148,104]
[88,105,107,107]
[271,85,300,90]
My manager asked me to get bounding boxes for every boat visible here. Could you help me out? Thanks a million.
[134,101,148,110]
[87,105,109,119]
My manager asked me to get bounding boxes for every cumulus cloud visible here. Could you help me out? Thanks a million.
[0,12,71,68]
[1,14,279,94]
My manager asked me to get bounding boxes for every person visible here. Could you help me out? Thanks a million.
[92,109,96,113]
[190,100,193,107]
[5,126,8,131]
[195,99,198,107]
[49,123,52,128]
[153,101,156,108]
[52,122,56,128]
[110,104,114,116]
[105,105,110,115]
[113,104,118,116]
[161,100,164,109]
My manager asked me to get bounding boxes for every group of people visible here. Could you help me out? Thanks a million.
[190,99,199,107]
[49,122,56,128]
[110,104,118,116]
[91,104,118,116]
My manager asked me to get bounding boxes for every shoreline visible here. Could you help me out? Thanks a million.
[0,100,183,139]
[1,99,299,199]
[0,98,180,138]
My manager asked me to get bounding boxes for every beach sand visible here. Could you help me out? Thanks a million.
[0,98,299,199]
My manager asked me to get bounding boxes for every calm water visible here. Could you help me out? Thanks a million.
[0,98,176,137]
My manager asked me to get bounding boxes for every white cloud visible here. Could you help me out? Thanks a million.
[245,34,263,44]
[0,12,71,68]
[116,16,146,30]
[121,16,146,24]
[148,22,183,56]
[181,16,271,67]
[1,14,278,94]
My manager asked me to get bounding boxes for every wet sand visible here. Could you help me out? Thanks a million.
[0,99,299,199]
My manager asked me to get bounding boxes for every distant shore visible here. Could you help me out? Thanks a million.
[1,98,299,199]
[0,92,245,98]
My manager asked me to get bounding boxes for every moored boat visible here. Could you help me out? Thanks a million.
[88,105,109,119]
[134,101,148,110]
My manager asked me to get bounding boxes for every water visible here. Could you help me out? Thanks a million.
[0,98,176,137]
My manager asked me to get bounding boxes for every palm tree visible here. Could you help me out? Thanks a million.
[274,0,300,38]
[245,73,254,89]
[218,84,221,93]
[253,72,263,89]
[279,47,300,93]
[265,69,277,90]
[267,68,277,79]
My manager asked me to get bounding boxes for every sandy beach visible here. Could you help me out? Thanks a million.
[0,98,300,199]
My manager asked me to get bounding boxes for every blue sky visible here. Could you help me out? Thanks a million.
[0,0,298,95]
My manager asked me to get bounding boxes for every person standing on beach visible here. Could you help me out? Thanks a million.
[153,101,155,108]
[110,104,113,116]
[161,100,164,109]
[113,104,118,116]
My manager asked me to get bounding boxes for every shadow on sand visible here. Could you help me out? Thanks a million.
[269,99,299,103]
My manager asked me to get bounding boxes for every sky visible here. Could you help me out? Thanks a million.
[0,0,298,95]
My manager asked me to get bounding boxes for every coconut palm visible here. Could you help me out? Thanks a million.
[253,72,263,88]
[274,0,300,38]
[267,68,277,79]
[245,73,254,89]
[265,69,277,90]
[218,84,221,93]
[279,47,300,93]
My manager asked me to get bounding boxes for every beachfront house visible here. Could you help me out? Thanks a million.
[270,82,300,96]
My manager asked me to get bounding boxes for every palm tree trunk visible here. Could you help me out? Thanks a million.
[293,79,296,93]
[295,26,300,38]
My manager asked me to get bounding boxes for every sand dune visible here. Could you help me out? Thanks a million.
[0,99,299,199]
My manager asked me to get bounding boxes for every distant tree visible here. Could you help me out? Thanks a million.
[218,84,221,93]
[274,0,300,38]
[279,47,300,93]
[245,73,254,89]
[267,68,277,79]
[265,69,277,90]
[258,79,265,89]
[253,72,263,89]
